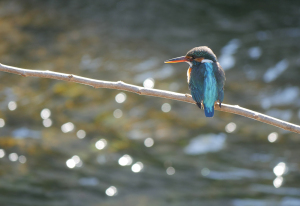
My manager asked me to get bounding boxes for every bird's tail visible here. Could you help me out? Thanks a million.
[204,104,214,117]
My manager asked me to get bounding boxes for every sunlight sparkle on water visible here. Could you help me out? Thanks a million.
[43,119,52,127]
[66,159,76,169]
[273,162,287,177]
[273,176,283,188]
[0,149,5,158]
[95,139,107,150]
[19,155,27,164]
[115,92,127,103]
[8,101,17,111]
[113,109,123,118]
[118,154,133,166]
[77,130,86,139]
[131,162,144,173]
[143,78,155,88]
[106,186,117,196]
[40,108,51,119]
[144,137,154,147]
[166,167,175,175]
[225,122,236,133]
[61,122,75,133]
[72,155,82,167]
[9,153,18,162]
[0,118,5,128]
[268,132,278,143]
[161,103,171,113]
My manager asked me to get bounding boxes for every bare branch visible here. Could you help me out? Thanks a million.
[0,63,299,134]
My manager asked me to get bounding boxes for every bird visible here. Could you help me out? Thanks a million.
[164,46,225,117]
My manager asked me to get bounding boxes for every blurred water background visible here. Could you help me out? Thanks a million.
[0,0,300,206]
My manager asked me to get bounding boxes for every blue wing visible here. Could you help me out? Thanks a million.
[213,62,226,105]
[188,64,205,109]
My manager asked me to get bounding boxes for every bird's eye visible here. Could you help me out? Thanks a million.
[186,56,194,61]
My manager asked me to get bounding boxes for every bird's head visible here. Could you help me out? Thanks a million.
[164,46,217,66]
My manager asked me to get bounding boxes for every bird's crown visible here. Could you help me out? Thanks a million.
[186,46,217,62]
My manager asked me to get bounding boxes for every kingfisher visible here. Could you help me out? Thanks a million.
[165,46,225,117]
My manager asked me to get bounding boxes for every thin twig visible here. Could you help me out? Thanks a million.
[0,63,299,134]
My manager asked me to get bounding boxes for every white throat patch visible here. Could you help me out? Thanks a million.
[201,59,213,63]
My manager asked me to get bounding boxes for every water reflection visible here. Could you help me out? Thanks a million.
[184,133,226,155]
[263,59,289,83]
[218,39,240,70]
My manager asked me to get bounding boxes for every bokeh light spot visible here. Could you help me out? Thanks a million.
[66,159,76,169]
[43,119,52,127]
[161,103,171,113]
[9,153,18,162]
[273,176,283,188]
[77,130,86,139]
[144,137,154,147]
[115,92,127,103]
[225,122,237,133]
[166,167,175,175]
[8,101,17,111]
[40,108,51,119]
[131,162,144,173]
[95,139,107,150]
[0,149,5,158]
[0,118,5,128]
[61,122,75,133]
[118,154,133,166]
[268,132,278,143]
[143,78,155,88]
[273,162,287,177]
[19,155,27,164]
[113,109,123,118]
[106,186,117,196]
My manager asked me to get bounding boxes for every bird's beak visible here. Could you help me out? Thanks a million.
[164,56,188,63]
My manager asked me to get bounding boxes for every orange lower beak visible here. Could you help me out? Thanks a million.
[164,56,188,63]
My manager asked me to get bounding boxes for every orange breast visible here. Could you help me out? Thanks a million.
[187,67,192,83]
